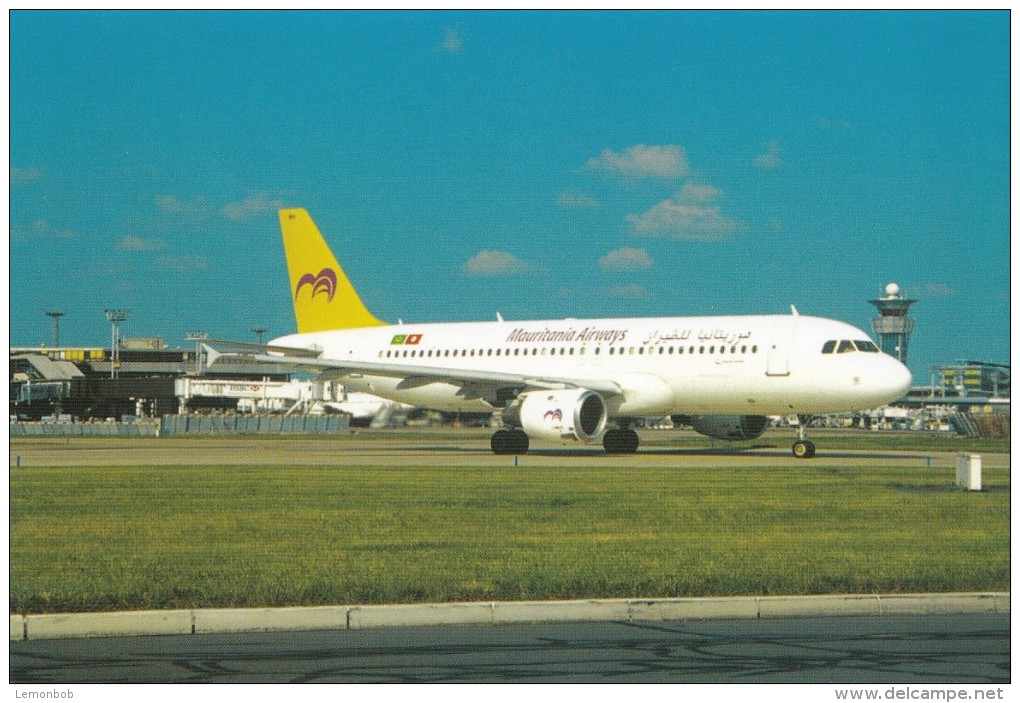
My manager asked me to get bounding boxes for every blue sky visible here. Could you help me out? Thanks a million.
[9,10,1010,379]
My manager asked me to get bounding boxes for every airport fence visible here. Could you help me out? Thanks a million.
[10,422,160,437]
[158,414,350,436]
[11,415,351,438]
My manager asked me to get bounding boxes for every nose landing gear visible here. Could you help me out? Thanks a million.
[791,415,816,458]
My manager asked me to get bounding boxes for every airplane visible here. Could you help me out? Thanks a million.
[323,391,416,428]
[204,208,912,458]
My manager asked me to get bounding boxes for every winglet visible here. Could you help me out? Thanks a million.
[279,208,388,333]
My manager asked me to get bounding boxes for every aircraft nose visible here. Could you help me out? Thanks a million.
[880,357,913,401]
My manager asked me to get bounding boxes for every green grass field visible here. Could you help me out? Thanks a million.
[10,458,1009,614]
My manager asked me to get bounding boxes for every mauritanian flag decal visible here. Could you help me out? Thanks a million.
[391,334,423,345]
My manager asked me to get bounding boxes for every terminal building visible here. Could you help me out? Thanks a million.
[10,338,290,421]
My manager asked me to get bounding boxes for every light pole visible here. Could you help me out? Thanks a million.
[45,310,64,348]
[105,309,129,379]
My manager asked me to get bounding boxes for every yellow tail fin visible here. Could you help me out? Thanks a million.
[279,208,387,332]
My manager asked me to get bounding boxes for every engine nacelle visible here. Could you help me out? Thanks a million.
[687,414,769,441]
[503,389,607,444]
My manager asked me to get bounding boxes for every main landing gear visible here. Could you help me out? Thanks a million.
[602,428,639,454]
[791,415,816,458]
[491,428,529,455]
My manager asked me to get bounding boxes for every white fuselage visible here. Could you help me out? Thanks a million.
[271,314,912,419]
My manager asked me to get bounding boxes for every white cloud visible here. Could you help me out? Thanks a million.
[116,235,166,252]
[221,192,286,221]
[557,284,651,299]
[815,116,853,133]
[923,282,958,297]
[557,191,599,209]
[606,284,651,299]
[156,195,209,216]
[599,247,653,272]
[438,26,464,53]
[461,250,543,277]
[11,166,41,183]
[754,139,783,169]
[157,255,209,271]
[678,182,722,202]
[628,185,738,241]
[11,219,75,241]
[585,145,689,179]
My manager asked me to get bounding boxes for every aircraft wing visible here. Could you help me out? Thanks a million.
[201,343,624,398]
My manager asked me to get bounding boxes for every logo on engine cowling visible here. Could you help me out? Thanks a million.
[544,409,563,422]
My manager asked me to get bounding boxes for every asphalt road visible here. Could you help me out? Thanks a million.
[9,614,1010,684]
[9,430,1010,470]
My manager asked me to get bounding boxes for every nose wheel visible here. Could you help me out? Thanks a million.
[791,415,816,458]
[792,439,816,458]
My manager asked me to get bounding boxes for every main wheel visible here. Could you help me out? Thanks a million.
[508,429,530,454]
[603,429,640,454]
[491,429,512,455]
[792,440,816,458]
[492,428,530,455]
[622,429,639,453]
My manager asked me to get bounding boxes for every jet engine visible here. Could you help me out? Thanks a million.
[686,414,769,441]
[503,389,607,444]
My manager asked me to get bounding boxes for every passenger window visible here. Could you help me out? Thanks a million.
[822,340,837,354]
[837,340,855,354]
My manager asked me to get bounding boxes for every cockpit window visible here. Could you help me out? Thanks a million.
[821,340,837,354]
[855,340,879,352]
[837,340,856,354]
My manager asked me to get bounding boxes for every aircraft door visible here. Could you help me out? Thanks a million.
[765,318,797,377]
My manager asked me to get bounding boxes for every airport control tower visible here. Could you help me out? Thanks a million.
[869,283,916,363]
